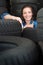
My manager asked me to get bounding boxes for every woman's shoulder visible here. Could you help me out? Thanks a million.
[33,20,38,24]
[33,20,37,22]
[1,12,9,19]
[33,20,38,28]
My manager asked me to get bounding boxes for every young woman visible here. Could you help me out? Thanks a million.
[21,5,38,29]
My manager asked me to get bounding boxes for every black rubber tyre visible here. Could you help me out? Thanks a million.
[0,19,22,36]
[22,28,38,42]
[0,36,41,65]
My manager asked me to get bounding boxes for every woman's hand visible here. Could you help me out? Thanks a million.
[12,16,22,24]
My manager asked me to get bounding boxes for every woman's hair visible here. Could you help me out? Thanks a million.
[21,5,37,21]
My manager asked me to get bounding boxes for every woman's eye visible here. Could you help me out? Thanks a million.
[28,11,31,13]
[23,12,26,14]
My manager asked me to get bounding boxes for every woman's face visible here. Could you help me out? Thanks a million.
[22,7,33,22]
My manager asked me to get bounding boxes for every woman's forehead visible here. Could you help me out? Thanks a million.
[23,7,32,12]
